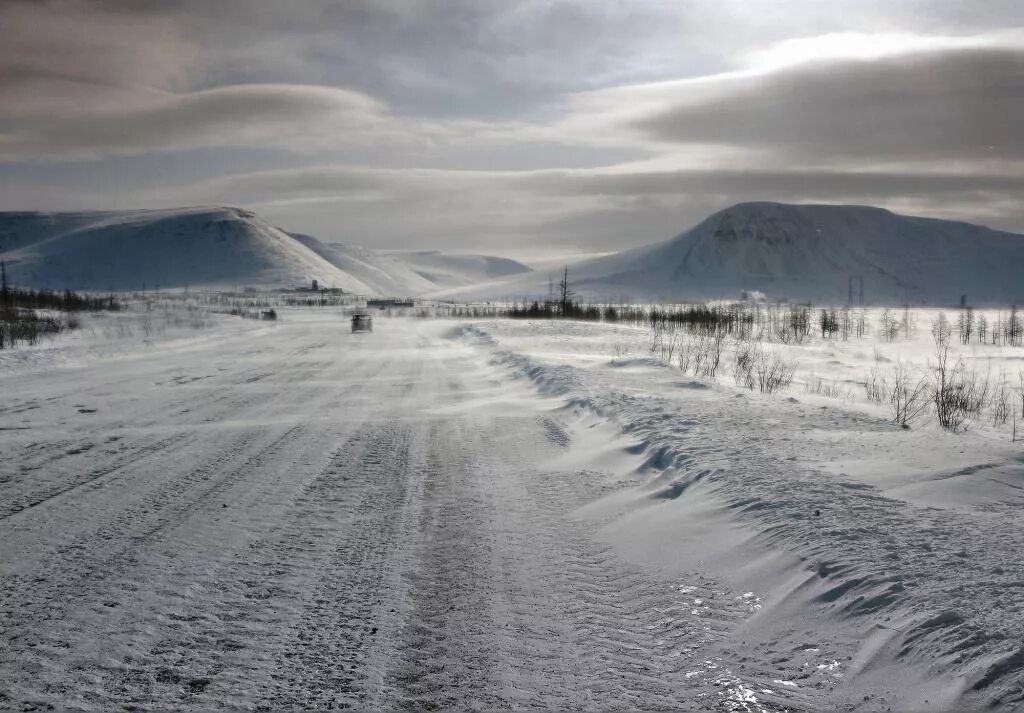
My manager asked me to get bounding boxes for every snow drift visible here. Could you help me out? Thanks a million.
[441,202,1024,305]
[0,207,531,295]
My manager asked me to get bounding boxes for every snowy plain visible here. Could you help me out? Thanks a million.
[1,305,1023,711]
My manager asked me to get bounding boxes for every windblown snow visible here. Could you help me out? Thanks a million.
[439,202,1024,305]
[0,207,531,295]
[2,308,1023,711]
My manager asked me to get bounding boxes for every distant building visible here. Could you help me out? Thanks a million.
[367,298,415,309]
[312,279,319,291]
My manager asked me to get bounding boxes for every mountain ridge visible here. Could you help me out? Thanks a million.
[436,202,1024,305]
[0,206,532,295]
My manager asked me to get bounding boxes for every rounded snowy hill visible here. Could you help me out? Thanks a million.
[289,234,532,296]
[0,206,531,294]
[451,202,1024,305]
[0,207,366,292]
[581,202,1024,304]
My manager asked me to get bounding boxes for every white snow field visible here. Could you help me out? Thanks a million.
[2,309,1024,711]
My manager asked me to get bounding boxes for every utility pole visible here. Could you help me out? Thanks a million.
[0,258,9,315]
[559,266,572,317]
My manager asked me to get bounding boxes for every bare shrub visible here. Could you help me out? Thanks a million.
[958,306,975,345]
[660,329,680,363]
[805,374,849,399]
[864,366,889,403]
[734,342,797,394]
[700,332,726,378]
[901,305,915,340]
[888,361,931,426]
[677,332,726,379]
[676,336,693,374]
[733,340,758,388]
[649,320,666,354]
[611,342,632,359]
[992,374,1011,427]
[774,304,811,345]
[754,349,797,394]
[931,312,952,346]
[879,308,900,342]
[931,343,986,432]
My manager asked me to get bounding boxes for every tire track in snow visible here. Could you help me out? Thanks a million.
[1,431,192,519]
[257,420,417,711]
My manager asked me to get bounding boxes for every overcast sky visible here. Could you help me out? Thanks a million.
[1,0,1022,260]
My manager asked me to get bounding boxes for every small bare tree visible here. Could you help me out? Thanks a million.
[931,341,984,432]
[931,312,952,346]
[879,308,900,342]
[889,361,931,427]
[864,365,889,403]
[991,373,1011,427]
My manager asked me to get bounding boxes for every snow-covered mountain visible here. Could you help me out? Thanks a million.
[0,207,530,295]
[442,202,1024,305]
[290,233,530,296]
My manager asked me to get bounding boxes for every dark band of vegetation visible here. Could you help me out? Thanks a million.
[1,261,122,348]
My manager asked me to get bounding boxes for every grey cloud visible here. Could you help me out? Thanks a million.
[2,0,1023,257]
[635,46,1024,162]
[0,1,197,104]
[0,85,409,160]
[146,163,1024,254]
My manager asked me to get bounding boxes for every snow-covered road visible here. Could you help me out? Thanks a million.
[0,316,768,710]
[3,313,1022,711]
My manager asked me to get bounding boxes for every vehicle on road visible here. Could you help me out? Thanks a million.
[351,311,373,333]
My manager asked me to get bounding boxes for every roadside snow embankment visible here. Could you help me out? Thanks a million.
[459,320,1024,712]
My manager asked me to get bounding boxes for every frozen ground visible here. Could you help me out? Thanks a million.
[1,310,1023,711]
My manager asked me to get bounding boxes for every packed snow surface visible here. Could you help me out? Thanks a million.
[2,309,1023,710]
[438,202,1024,305]
[0,207,531,294]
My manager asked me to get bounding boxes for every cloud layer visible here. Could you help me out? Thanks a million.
[1,0,1022,255]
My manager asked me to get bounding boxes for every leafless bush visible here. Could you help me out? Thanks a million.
[734,342,796,393]
[879,308,900,342]
[901,305,915,340]
[659,329,680,363]
[958,306,975,345]
[774,304,811,344]
[931,312,952,346]
[754,350,797,394]
[992,374,1011,427]
[677,332,726,379]
[932,343,982,432]
[114,320,135,339]
[700,332,726,378]
[611,342,632,359]
[805,374,849,399]
[888,361,931,426]
[864,366,889,403]
[966,364,992,416]
[650,320,666,354]
[733,340,758,388]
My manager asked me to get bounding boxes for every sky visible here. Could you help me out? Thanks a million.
[0,0,1022,261]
